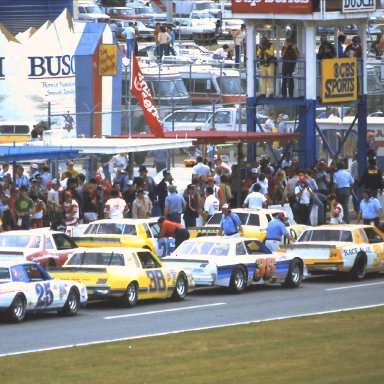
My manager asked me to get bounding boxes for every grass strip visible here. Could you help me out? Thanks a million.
[1,306,383,384]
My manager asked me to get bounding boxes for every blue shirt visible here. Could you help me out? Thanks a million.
[165,192,186,214]
[220,212,241,235]
[359,197,382,219]
[333,169,354,188]
[265,218,288,240]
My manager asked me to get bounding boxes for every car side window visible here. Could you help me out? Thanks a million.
[137,251,160,269]
[45,237,54,250]
[10,265,29,283]
[236,242,247,255]
[148,223,160,238]
[53,234,77,250]
[247,214,260,226]
[244,240,263,254]
[363,228,383,244]
[24,264,46,282]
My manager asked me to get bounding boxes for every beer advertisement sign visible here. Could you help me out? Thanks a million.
[342,0,376,13]
[232,0,312,14]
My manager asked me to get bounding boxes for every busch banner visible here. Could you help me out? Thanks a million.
[130,54,165,138]
[232,0,312,14]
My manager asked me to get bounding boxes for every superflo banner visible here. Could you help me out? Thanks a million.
[232,0,312,14]
[130,54,165,138]
[321,58,358,103]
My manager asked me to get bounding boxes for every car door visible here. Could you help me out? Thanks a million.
[136,251,168,299]
[146,222,175,257]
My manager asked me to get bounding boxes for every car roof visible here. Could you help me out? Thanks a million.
[70,247,147,254]
[86,218,159,225]
[0,228,62,236]
[182,237,261,244]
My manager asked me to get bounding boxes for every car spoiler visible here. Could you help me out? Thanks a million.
[163,258,210,264]
[280,244,337,250]
[188,226,220,237]
[72,237,123,245]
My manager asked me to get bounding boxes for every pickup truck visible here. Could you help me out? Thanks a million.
[163,107,268,132]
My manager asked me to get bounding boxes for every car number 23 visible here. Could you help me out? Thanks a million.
[146,270,166,292]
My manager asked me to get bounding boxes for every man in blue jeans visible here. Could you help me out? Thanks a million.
[124,21,136,58]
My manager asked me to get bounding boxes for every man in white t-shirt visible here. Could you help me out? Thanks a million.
[192,155,211,179]
[104,189,129,219]
[295,174,314,225]
[203,186,220,224]
[243,183,268,209]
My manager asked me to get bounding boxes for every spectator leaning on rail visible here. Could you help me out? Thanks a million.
[158,216,190,248]
[218,204,243,237]
[265,212,296,252]
[356,189,383,229]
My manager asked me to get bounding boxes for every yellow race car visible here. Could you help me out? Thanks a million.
[49,247,195,306]
[282,224,384,280]
[72,218,172,257]
[190,208,307,244]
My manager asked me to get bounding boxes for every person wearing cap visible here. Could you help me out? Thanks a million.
[192,156,211,179]
[356,189,383,228]
[265,212,296,252]
[203,186,220,224]
[218,204,243,237]
[132,188,153,219]
[15,185,35,230]
[332,160,354,224]
[213,155,230,175]
[60,160,79,181]
[164,185,186,223]
[157,169,172,215]
[62,189,79,226]
[295,173,314,225]
[158,216,190,248]
[138,165,157,203]
[243,183,268,209]
[15,165,30,188]
[204,176,223,207]
[104,189,129,219]
[183,184,199,228]
[30,163,40,178]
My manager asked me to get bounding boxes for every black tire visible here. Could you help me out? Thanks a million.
[229,266,247,294]
[120,282,138,307]
[283,258,303,288]
[7,294,27,323]
[172,273,187,301]
[59,288,79,316]
[350,253,367,281]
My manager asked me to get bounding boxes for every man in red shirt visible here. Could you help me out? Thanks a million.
[158,216,190,248]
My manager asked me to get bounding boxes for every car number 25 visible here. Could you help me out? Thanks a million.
[35,282,54,307]
[146,270,166,292]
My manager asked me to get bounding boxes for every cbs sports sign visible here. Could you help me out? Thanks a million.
[232,0,312,14]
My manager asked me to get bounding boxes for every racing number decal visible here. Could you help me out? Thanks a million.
[373,245,384,267]
[35,282,54,307]
[253,257,276,281]
[146,270,166,292]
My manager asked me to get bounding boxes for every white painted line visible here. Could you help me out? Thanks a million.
[104,303,227,320]
[1,303,384,358]
[325,282,384,291]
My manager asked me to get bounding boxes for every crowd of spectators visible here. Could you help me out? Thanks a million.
[0,145,382,233]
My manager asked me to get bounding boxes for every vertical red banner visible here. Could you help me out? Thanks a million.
[130,55,165,138]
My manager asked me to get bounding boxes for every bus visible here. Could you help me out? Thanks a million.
[0,121,36,143]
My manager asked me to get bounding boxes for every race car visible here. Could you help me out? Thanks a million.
[72,218,175,257]
[281,224,384,280]
[49,247,195,306]
[0,260,87,323]
[189,207,307,244]
[162,237,305,293]
[0,229,79,268]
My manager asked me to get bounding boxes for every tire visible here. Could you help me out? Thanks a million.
[59,288,79,316]
[229,266,247,294]
[283,258,303,288]
[120,282,138,307]
[350,253,367,281]
[172,273,187,301]
[7,294,26,323]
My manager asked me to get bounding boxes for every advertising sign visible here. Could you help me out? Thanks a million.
[232,0,312,14]
[342,0,376,13]
[99,44,117,76]
[321,58,358,103]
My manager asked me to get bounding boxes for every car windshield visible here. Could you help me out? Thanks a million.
[178,241,223,256]
[153,79,189,98]
[67,252,125,266]
[217,76,245,95]
[84,223,137,235]
[0,235,41,248]
[298,230,353,242]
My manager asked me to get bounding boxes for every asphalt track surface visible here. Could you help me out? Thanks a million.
[1,273,383,356]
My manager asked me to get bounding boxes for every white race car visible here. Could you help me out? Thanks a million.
[0,261,88,323]
[163,237,306,293]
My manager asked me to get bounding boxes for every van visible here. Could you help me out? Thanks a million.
[0,121,36,143]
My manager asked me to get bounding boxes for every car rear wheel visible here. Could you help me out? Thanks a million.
[229,266,247,294]
[120,282,138,307]
[59,288,79,316]
[282,259,303,288]
[172,273,187,301]
[7,295,27,323]
[350,253,367,281]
